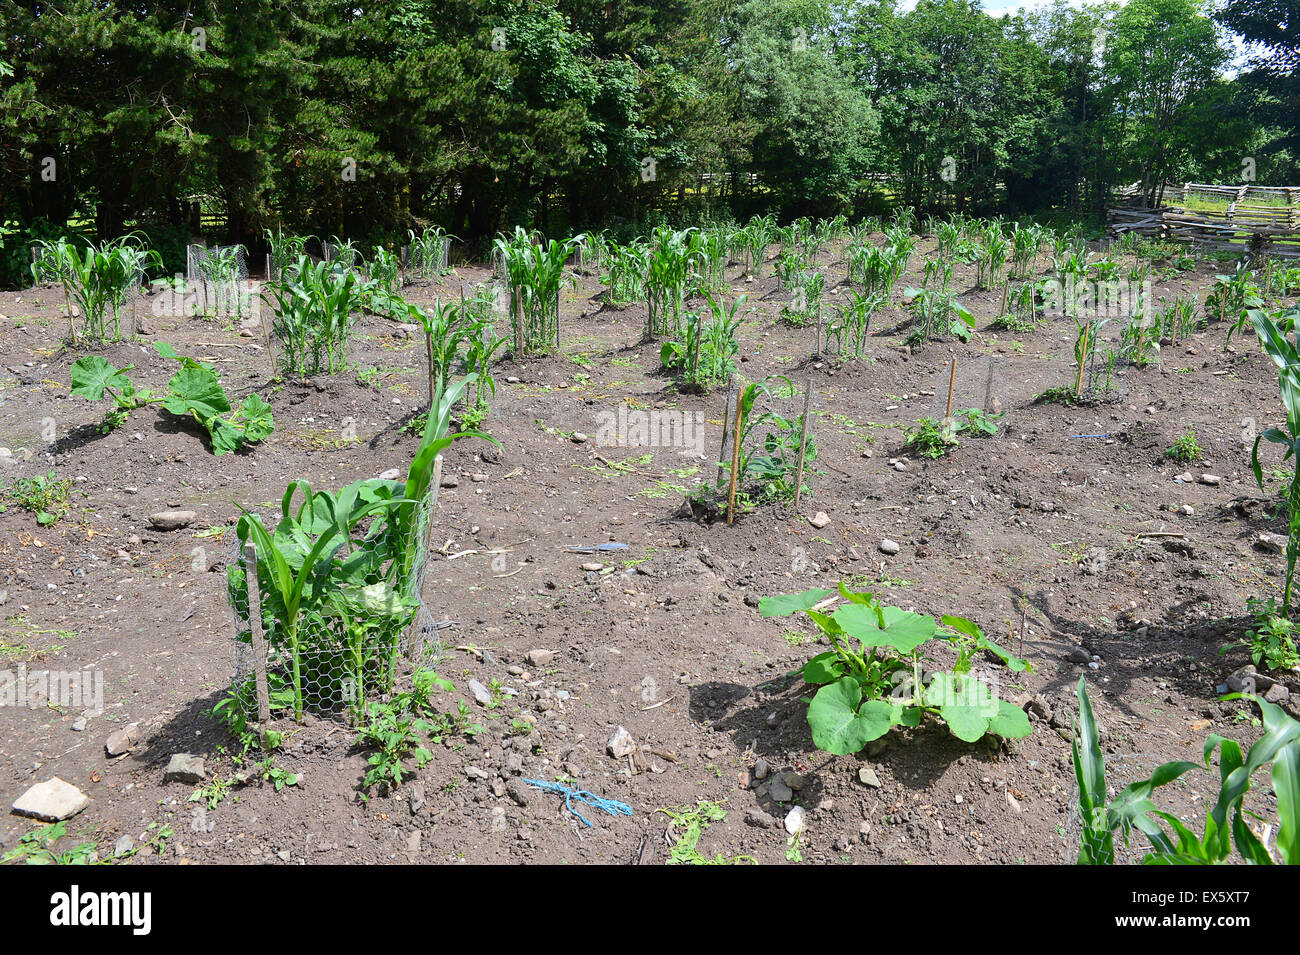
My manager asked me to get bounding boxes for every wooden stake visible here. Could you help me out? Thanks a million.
[691,311,703,387]
[945,358,957,422]
[1075,322,1091,397]
[717,376,735,489]
[793,374,814,508]
[425,322,437,410]
[244,544,271,729]
[259,294,277,376]
[999,280,1009,317]
[726,386,744,525]
[513,286,524,356]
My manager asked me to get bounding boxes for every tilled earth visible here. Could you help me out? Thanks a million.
[0,237,1296,865]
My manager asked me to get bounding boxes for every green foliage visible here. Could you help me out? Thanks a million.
[263,256,372,376]
[69,355,158,432]
[1166,430,1202,462]
[1226,597,1300,673]
[1248,307,1300,615]
[1074,676,1300,865]
[155,344,273,455]
[2,820,97,865]
[657,801,756,865]
[760,583,1031,754]
[3,470,72,526]
[905,417,957,458]
[495,227,577,354]
[660,292,745,392]
[30,234,160,341]
[950,407,1002,438]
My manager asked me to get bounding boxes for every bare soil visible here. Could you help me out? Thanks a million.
[0,239,1295,866]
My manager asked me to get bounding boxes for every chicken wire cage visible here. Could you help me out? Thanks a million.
[186,243,251,316]
[225,478,446,727]
[322,240,359,273]
[406,234,451,280]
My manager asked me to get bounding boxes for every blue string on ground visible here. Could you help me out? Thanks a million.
[522,778,633,828]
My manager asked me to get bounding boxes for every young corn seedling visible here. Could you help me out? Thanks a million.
[262,255,373,375]
[407,226,454,279]
[828,289,882,358]
[660,291,745,393]
[495,227,577,354]
[1073,675,1299,864]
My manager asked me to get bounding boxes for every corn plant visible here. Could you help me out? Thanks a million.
[1207,264,1263,327]
[1008,223,1043,279]
[884,227,916,280]
[782,269,824,327]
[30,234,159,342]
[324,235,360,274]
[458,307,510,429]
[738,214,776,277]
[262,256,372,375]
[1119,303,1160,368]
[232,373,491,722]
[494,227,577,354]
[1155,294,1200,341]
[903,285,974,346]
[605,240,647,306]
[1074,676,1298,865]
[661,291,745,392]
[643,226,699,340]
[828,290,883,358]
[974,223,1008,290]
[759,583,1031,754]
[1248,306,1300,615]
[693,228,730,294]
[408,226,454,279]
[194,245,245,317]
[265,228,313,282]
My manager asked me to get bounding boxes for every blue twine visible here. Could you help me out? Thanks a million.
[522,778,633,828]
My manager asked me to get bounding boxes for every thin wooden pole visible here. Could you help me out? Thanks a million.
[726,388,744,525]
[1075,322,1091,397]
[717,376,735,489]
[793,375,814,508]
[425,322,437,410]
[691,312,703,387]
[244,543,271,729]
[945,358,957,421]
[513,286,524,356]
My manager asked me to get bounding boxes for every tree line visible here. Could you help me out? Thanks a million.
[0,0,1295,279]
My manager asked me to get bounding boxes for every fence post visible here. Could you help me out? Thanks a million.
[793,374,814,508]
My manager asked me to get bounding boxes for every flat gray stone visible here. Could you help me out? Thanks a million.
[164,754,206,784]
[12,777,89,821]
[148,510,197,531]
[606,725,635,759]
[105,722,141,757]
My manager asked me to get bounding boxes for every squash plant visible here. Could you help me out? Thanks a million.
[759,583,1032,754]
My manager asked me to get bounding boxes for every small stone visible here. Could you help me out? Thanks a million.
[1198,474,1222,486]
[405,830,422,860]
[809,512,830,529]
[879,539,900,555]
[105,722,141,757]
[409,782,426,815]
[490,807,508,833]
[1255,532,1287,554]
[506,376,520,384]
[606,725,635,758]
[114,835,134,857]
[954,793,963,804]
[277,849,291,862]
[581,562,602,572]
[893,461,907,472]
[857,766,881,788]
[784,805,806,835]
[753,758,770,780]
[782,771,808,791]
[526,649,555,668]
[769,778,794,802]
[72,717,87,732]
[570,432,588,444]
[164,754,206,784]
[471,473,488,483]
[1178,504,1195,516]
[464,766,489,780]
[744,810,774,829]
[440,475,459,489]
[1175,472,1193,483]
[148,510,196,531]
[1067,646,1092,664]
[467,679,493,706]
[378,468,401,481]
[11,778,89,821]
[1265,683,1290,704]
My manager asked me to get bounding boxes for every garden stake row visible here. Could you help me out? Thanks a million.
[945,358,957,422]
[717,375,736,489]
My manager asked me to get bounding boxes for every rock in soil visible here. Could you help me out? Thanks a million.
[164,754,206,785]
[148,510,197,531]
[606,725,635,758]
[105,722,141,757]
[11,778,90,821]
